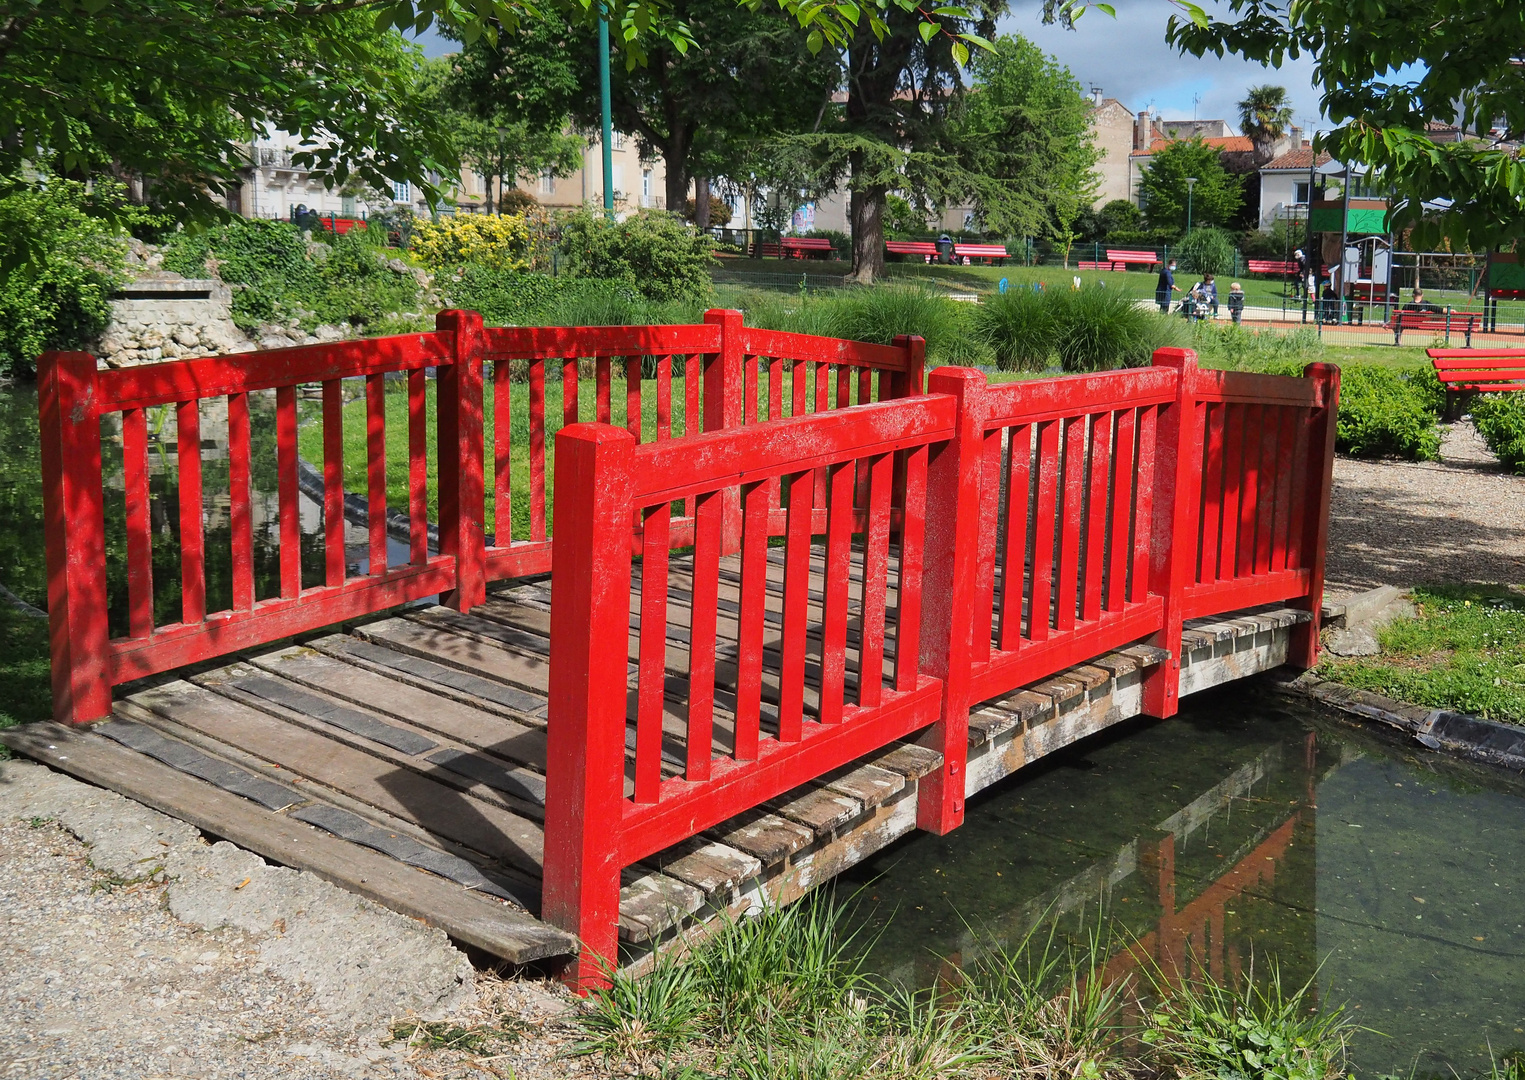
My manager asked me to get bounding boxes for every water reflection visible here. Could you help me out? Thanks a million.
[841,689,1525,1076]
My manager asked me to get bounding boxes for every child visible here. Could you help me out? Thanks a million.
[1200,273,1219,318]
[1226,282,1245,324]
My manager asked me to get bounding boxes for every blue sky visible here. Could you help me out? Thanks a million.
[415,0,1330,134]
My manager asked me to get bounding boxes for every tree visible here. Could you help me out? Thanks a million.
[1237,85,1293,168]
[1137,138,1243,234]
[1046,0,1525,251]
[0,2,454,238]
[420,59,581,215]
[948,34,1099,252]
[447,0,839,217]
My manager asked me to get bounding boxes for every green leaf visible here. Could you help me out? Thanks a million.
[951,39,969,66]
[919,20,938,43]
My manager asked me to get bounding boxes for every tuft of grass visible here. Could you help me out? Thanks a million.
[974,285,1184,373]
[826,284,988,367]
[1320,584,1525,722]
[1141,959,1352,1080]
[574,945,704,1063]
[385,1017,523,1054]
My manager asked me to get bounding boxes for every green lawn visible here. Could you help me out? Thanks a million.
[1320,584,1525,723]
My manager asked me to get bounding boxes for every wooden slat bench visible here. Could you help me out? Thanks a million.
[1247,259,1298,279]
[1428,347,1525,394]
[885,240,939,261]
[1106,248,1159,268]
[749,241,783,258]
[781,237,834,259]
[954,243,1009,265]
[1391,309,1479,346]
[1078,261,1118,271]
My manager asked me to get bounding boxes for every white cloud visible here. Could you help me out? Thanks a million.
[1000,0,1327,133]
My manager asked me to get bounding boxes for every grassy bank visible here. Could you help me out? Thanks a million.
[569,895,1352,1080]
[1320,585,1525,723]
[0,606,52,752]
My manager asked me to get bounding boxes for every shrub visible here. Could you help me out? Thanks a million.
[1334,364,1441,460]
[436,265,576,326]
[1189,323,1323,369]
[162,218,417,333]
[1472,393,1525,474]
[826,284,988,366]
[410,213,541,273]
[975,284,1185,372]
[498,189,540,216]
[1174,226,1238,276]
[802,229,850,258]
[558,208,714,303]
[0,180,127,376]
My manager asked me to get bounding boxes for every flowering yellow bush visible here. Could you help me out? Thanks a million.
[410,213,542,272]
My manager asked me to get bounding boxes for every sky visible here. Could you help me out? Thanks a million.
[1000,0,1326,133]
[414,0,1330,133]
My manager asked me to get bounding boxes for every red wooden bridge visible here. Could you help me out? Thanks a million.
[11,309,1339,987]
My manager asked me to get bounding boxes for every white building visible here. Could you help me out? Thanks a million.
[1256,148,1331,231]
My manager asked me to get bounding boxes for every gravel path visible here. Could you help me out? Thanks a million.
[0,758,600,1080]
[1325,419,1525,593]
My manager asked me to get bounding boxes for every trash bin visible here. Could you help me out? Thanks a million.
[936,233,954,265]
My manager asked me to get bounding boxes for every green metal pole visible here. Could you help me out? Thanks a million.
[598,11,614,217]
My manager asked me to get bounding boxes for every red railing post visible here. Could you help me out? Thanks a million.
[1141,347,1204,719]
[893,334,926,397]
[38,351,111,725]
[1288,362,1340,667]
[703,308,745,553]
[915,366,986,835]
[543,422,636,991]
[436,309,486,612]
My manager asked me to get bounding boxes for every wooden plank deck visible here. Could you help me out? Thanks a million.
[0,545,1311,967]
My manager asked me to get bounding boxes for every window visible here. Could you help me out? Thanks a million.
[540,168,555,195]
[641,168,652,206]
[1293,181,1311,205]
[393,180,411,202]
[341,195,356,216]
[612,131,626,151]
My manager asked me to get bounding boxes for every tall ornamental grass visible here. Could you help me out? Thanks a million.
[974,285,1186,372]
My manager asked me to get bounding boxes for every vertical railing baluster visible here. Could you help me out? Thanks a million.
[1199,403,1226,584]
[122,407,154,637]
[818,460,854,725]
[687,491,722,779]
[895,445,927,693]
[1056,415,1086,632]
[322,379,345,588]
[734,481,769,759]
[1131,405,1158,604]
[1028,420,1059,642]
[276,385,301,597]
[365,373,387,575]
[177,399,205,625]
[857,453,892,708]
[530,358,547,542]
[778,470,814,742]
[1236,403,1263,578]
[595,355,612,423]
[1081,411,1110,623]
[1219,402,1245,580]
[494,359,512,547]
[1255,410,1279,574]
[409,369,429,563]
[563,357,579,428]
[999,424,1032,649]
[227,392,255,610]
[636,503,670,803]
[1106,410,1135,611]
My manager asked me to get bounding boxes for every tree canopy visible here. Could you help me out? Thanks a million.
[0,1,453,227]
[1137,138,1243,233]
[950,35,1098,246]
[1048,0,1525,251]
[1237,84,1292,168]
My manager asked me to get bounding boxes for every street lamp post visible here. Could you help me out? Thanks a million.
[598,10,614,218]
[495,126,507,215]
[1185,176,1197,233]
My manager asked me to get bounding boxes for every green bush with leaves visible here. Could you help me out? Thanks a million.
[0,181,128,376]
[974,284,1187,372]
[557,208,714,303]
[162,219,418,333]
[1174,226,1238,276]
[1333,364,1442,460]
[1471,393,1525,475]
[436,265,577,326]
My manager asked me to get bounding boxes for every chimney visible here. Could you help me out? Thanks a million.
[1091,86,1103,106]
[1136,109,1151,150]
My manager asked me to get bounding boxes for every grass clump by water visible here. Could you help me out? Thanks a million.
[1320,584,1525,723]
[570,896,1353,1080]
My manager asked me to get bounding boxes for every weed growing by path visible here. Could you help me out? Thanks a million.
[1320,585,1525,722]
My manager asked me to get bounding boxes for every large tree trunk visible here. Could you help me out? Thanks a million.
[662,116,691,214]
[850,176,886,285]
[694,175,711,230]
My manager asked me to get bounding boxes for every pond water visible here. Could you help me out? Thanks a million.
[840,687,1525,1077]
[3,385,1524,1075]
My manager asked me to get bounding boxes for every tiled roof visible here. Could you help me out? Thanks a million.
[1261,149,1334,170]
[1130,135,1254,157]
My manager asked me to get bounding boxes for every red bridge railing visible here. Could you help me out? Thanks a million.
[37,312,1336,989]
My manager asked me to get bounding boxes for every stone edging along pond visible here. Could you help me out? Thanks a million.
[1277,670,1525,773]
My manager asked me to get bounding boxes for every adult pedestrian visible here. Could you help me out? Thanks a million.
[1156,258,1180,313]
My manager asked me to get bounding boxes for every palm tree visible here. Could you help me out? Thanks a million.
[1237,85,1295,167]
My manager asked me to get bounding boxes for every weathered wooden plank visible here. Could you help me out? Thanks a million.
[647,837,763,897]
[309,634,549,719]
[0,722,573,964]
[355,616,552,694]
[869,742,943,780]
[707,808,815,866]
[768,783,861,835]
[619,869,706,943]
[127,681,547,874]
[821,763,905,809]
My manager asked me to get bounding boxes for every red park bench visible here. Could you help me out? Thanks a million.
[885,240,939,262]
[1078,260,1118,271]
[1427,347,1525,417]
[1106,249,1159,269]
[781,237,834,259]
[749,240,783,258]
[1390,308,1479,347]
[1247,259,1299,279]
[954,243,1009,265]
